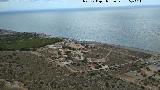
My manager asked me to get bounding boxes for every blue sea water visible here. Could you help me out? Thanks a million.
[0,7,160,52]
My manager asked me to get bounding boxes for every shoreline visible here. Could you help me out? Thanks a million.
[1,29,159,55]
[63,38,160,55]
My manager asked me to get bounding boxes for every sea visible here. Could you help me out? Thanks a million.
[0,7,160,52]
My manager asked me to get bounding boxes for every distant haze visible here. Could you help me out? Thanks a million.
[0,0,160,12]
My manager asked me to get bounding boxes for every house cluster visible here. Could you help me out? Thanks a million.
[44,40,110,72]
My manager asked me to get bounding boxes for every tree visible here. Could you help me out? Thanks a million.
[146,67,151,71]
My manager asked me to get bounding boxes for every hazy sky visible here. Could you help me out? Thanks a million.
[0,0,160,12]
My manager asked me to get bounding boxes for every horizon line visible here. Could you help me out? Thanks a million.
[0,5,160,13]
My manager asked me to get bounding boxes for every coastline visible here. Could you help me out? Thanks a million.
[1,29,159,54]
[64,38,160,55]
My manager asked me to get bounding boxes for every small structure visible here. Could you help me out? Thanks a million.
[47,45,62,49]
[60,60,73,66]
[68,42,85,49]
[92,58,106,63]
[72,51,84,61]
[101,65,109,70]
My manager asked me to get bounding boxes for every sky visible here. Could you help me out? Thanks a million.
[0,0,160,12]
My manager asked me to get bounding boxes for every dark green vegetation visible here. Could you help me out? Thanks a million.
[0,32,62,51]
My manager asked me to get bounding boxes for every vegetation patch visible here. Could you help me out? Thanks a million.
[0,32,63,51]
